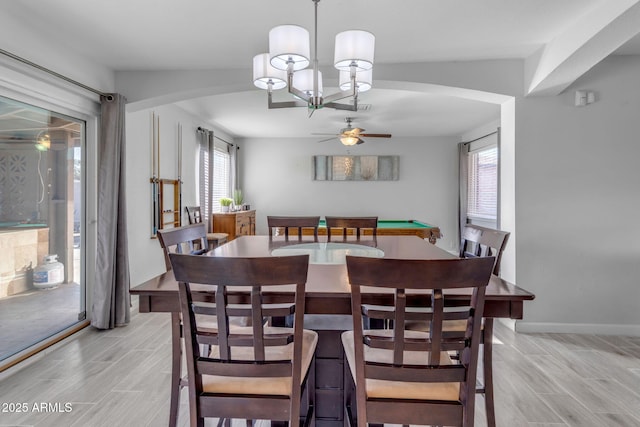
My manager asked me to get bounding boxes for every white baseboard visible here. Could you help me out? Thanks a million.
[515,321,640,336]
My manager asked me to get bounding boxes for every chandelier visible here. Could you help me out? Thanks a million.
[252,0,375,114]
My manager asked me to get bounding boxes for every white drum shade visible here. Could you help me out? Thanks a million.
[269,25,311,71]
[334,30,375,71]
[253,53,287,90]
[339,69,372,92]
[293,69,323,97]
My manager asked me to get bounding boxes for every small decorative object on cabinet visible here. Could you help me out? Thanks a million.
[219,197,233,213]
[233,189,244,210]
[212,210,255,241]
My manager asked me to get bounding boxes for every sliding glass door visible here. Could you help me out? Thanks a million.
[0,94,86,363]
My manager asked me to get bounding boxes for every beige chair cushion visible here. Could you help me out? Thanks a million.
[206,232,228,241]
[342,329,460,401]
[405,319,481,332]
[201,326,318,396]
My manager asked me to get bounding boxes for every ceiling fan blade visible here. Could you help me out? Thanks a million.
[356,138,365,145]
[360,133,392,138]
[316,137,337,143]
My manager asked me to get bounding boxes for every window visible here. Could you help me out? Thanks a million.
[465,132,498,228]
[199,135,232,219]
[212,147,230,212]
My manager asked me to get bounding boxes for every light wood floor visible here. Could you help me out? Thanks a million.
[1,310,639,427]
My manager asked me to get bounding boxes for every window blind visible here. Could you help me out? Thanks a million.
[211,147,230,212]
[467,145,497,220]
[198,140,211,220]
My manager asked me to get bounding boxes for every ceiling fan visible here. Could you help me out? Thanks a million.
[313,117,392,146]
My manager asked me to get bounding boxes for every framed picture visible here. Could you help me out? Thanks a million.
[312,155,399,181]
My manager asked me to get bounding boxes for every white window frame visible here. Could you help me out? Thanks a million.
[466,132,499,228]
[211,143,231,213]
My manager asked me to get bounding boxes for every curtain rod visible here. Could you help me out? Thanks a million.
[462,130,497,145]
[197,126,236,147]
[215,135,234,146]
[0,48,113,100]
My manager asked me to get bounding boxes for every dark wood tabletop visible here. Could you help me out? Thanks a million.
[131,235,534,319]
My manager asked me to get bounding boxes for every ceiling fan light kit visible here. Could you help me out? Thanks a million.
[315,117,392,146]
[252,0,375,113]
[340,135,360,146]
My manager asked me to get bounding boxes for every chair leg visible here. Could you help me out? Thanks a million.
[169,312,182,427]
[344,360,355,427]
[483,318,496,427]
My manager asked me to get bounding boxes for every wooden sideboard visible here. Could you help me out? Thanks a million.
[212,210,255,241]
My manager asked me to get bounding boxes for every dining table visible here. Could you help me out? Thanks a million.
[130,234,535,427]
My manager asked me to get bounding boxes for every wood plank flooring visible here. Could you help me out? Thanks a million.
[1,310,639,427]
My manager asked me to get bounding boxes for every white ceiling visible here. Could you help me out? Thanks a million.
[3,0,640,140]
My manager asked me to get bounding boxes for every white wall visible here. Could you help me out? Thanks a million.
[240,136,461,252]
[125,104,234,286]
[514,55,640,334]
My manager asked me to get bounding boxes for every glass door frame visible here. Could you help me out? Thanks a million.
[0,67,99,370]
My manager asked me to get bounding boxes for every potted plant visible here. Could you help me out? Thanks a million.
[220,197,233,212]
[233,189,244,210]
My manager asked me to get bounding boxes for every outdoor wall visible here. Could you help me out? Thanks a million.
[239,135,460,252]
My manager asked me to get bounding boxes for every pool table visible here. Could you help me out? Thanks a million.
[299,219,441,243]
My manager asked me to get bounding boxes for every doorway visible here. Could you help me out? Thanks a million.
[0,94,86,365]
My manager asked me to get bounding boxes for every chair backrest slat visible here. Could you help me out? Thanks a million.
[251,286,266,361]
[429,289,445,365]
[393,288,406,366]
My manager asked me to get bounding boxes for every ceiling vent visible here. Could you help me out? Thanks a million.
[357,104,372,111]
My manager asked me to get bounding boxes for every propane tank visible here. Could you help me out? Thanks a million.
[33,254,64,289]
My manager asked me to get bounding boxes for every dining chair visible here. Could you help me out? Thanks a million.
[324,216,378,240]
[342,256,495,427]
[169,252,318,427]
[406,223,510,427]
[157,223,209,270]
[156,223,213,426]
[460,224,510,426]
[185,206,228,248]
[460,224,510,276]
[267,215,321,240]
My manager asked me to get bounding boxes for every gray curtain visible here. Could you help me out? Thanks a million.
[92,93,130,329]
[458,142,469,250]
[197,128,214,231]
[230,142,238,194]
